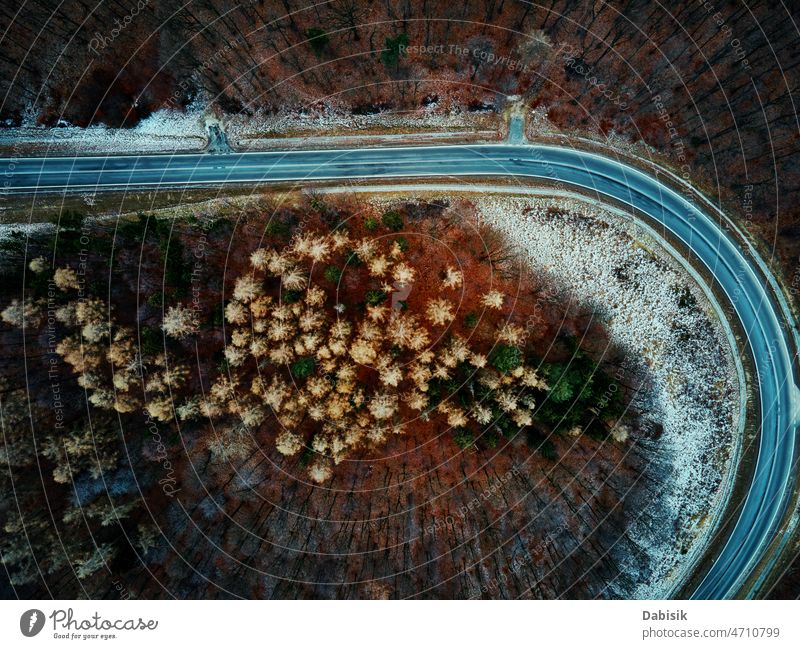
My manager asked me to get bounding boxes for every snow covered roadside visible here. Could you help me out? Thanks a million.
[0,108,207,155]
[225,105,502,149]
[476,195,741,598]
[0,104,501,155]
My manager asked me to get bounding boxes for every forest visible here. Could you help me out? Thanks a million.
[1,0,797,600]
[0,194,659,598]
[0,1,797,265]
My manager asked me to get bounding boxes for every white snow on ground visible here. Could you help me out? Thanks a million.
[225,104,499,146]
[0,107,207,155]
[0,222,53,240]
[476,195,740,598]
[0,103,499,155]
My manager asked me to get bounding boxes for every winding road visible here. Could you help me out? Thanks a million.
[2,144,798,599]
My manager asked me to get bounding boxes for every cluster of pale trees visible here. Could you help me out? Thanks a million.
[1,260,191,424]
[194,227,551,482]
[0,261,170,587]
[1,224,555,485]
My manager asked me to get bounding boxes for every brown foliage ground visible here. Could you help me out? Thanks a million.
[0,196,668,599]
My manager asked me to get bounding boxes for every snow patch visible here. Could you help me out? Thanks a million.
[0,106,207,154]
[476,195,740,598]
[225,103,498,145]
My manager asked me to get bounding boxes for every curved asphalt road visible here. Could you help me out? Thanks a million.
[2,144,799,599]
